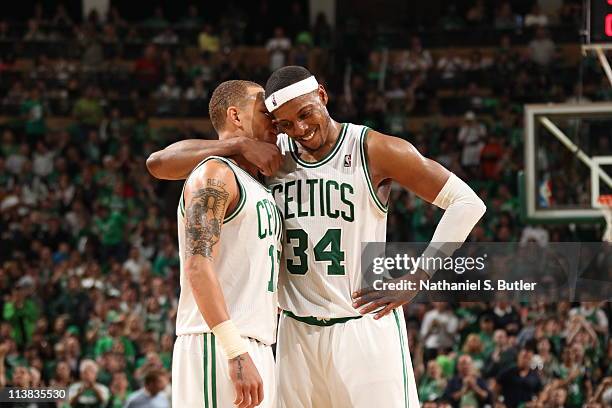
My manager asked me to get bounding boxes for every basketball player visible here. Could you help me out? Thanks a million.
[149,67,486,407]
[172,80,282,408]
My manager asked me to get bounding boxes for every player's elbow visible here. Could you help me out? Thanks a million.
[185,257,211,283]
[465,195,487,225]
[474,196,487,219]
[146,151,163,179]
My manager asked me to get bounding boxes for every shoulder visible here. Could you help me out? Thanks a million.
[125,389,144,404]
[497,365,517,379]
[68,382,81,393]
[362,128,425,169]
[186,157,236,189]
[363,128,417,155]
[97,383,110,397]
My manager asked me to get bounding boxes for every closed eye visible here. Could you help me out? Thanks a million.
[277,121,292,132]
[299,110,312,120]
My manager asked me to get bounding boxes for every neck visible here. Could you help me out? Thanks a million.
[217,131,259,177]
[308,119,342,160]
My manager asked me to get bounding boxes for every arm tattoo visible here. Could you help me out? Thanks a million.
[185,179,229,259]
[232,355,245,380]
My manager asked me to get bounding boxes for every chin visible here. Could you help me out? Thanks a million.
[265,133,279,143]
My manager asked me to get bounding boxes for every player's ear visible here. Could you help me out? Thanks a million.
[226,106,241,128]
[318,84,328,106]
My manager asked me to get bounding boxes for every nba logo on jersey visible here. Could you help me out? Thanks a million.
[344,154,352,167]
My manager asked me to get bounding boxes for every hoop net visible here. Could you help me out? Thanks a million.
[597,195,612,242]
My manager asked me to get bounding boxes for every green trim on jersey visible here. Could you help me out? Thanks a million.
[233,164,271,193]
[178,157,246,224]
[283,310,362,326]
[393,310,408,408]
[223,179,246,223]
[289,123,348,168]
[359,127,389,214]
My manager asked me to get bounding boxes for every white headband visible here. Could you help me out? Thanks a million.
[265,76,319,112]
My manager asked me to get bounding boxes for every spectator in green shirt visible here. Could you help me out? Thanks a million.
[107,372,131,408]
[151,243,178,277]
[93,206,127,260]
[93,312,135,365]
[3,282,39,347]
[67,359,110,407]
[418,359,448,402]
[477,314,496,358]
[20,87,46,143]
[72,86,104,127]
[460,334,487,373]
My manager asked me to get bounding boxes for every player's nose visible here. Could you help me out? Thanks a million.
[295,120,309,135]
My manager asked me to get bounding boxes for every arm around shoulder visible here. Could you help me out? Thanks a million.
[146,138,243,180]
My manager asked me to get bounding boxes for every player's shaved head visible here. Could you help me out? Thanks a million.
[209,80,261,132]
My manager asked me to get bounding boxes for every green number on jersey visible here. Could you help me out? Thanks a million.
[286,229,308,274]
[286,228,345,276]
[267,245,280,292]
[268,245,280,292]
[313,228,345,275]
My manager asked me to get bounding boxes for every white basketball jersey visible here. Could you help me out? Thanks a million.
[176,156,282,345]
[266,123,389,318]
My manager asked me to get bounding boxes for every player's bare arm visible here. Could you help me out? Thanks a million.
[184,160,264,408]
[353,130,486,318]
[146,137,282,180]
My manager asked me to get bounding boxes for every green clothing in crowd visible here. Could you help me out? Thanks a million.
[95,212,127,246]
[3,299,39,346]
[418,375,446,402]
[20,99,46,136]
[72,97,104,126]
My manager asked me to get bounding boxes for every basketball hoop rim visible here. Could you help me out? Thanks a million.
[597,194,612,207]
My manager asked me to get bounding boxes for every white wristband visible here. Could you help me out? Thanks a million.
[211,320,249,359]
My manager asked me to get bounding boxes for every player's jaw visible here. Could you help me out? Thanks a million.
[293,124,323,151]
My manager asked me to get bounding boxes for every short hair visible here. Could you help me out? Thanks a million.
[79,359,97,374]
[144,368,165,386]
[265,66,313,98]
[522,339,538,353]
[208,80,260,132]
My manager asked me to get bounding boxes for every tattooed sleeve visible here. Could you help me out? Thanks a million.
[185,178,230,259]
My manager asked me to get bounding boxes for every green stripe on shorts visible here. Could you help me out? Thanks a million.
[393,310,408,408]
[204,334,209,408]
[211,334,217,408]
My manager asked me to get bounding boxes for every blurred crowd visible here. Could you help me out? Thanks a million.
[1,1,611,407]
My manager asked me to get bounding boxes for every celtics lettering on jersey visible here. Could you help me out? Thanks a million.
[256,197,282,292]
[271,178,355,222]
[266,123,388,318]
[256,197,283,238]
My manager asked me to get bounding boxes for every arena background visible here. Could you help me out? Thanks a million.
[0,0,610,406]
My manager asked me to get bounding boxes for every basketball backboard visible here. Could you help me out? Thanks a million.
[523,102,612,223]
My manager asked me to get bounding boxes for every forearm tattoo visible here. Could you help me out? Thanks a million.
[185,179,229,259]
[232,355,245,380]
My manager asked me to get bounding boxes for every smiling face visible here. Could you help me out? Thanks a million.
[271,85,332,152]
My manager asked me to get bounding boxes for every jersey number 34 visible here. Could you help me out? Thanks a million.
[286,228,345,275]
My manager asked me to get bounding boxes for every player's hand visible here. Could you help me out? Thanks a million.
[352,270,428,319]
[228,353,264,408]
[238,138,282,177]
